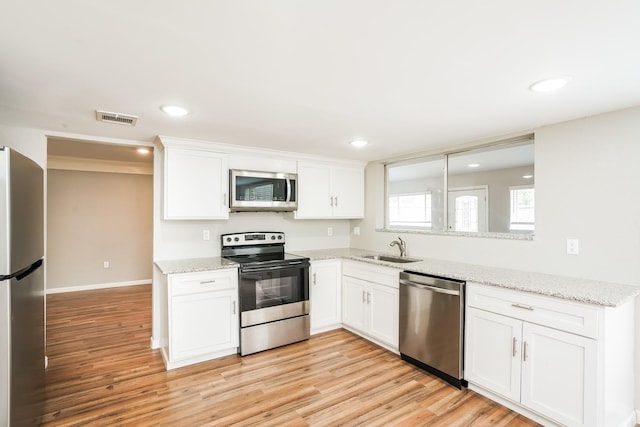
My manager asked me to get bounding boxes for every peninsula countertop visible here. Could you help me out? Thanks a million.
[291,248,640,307]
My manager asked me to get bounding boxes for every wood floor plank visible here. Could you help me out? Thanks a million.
[42,284,542,426]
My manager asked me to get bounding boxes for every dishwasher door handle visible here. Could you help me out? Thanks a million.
[399,280,461,296]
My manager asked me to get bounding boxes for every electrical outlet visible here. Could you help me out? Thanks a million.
[103,261,110,268]
[353,226,360,235]
[566,239,579,255]
[327,227,333,236]
[203,230,210,241]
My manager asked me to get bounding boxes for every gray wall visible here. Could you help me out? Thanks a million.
[46,169,153,289]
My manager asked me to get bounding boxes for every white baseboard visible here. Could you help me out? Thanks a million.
[46,279,151,294]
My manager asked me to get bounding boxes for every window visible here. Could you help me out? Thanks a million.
[385,155,445,231]
[388,193,432,228]
[385,135,534,236]
[509,186,535,231]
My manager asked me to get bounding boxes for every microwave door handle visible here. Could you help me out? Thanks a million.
[286,178,292,202]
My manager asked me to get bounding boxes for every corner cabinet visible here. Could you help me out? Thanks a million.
[310,260,342,334]
[163,146,229,220]
[295,161,364,219]
[465,282,635,427]
[163,269,239,370]
[341,261,399,352]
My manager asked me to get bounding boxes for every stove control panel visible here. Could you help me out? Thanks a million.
[221,232,285,247]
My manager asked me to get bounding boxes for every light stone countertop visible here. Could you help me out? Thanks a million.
[292,248,640,307]
[154,249,639,307]
[154,257,238,275]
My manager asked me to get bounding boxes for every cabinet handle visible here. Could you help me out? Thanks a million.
[512,303,534,311]
[200,280,216,284]
[335,196,338,207]
[512,337,517,357]
[362,290,366,303]
[232,301,236,315]
[223,193,228,206]
[313,273,317,286]
[523,341,528,362]
[367,291,371,304]
[330,196,334,207]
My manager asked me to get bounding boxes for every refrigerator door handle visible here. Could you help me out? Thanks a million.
[0,258,43,281]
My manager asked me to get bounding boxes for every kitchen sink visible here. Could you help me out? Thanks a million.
[360,254,421,264]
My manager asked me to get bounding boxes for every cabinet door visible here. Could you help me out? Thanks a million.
[310,260,342,333]
[367,282,399,349]
[296,163,332,218]
[164,147,228,219]
[170,289,238,361]
[521,323,597,427]
[465,307,522,402]
[331,166,364,218]
[342,276,366,332]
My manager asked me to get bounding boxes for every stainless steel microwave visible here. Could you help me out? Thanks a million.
[229,170,297,212]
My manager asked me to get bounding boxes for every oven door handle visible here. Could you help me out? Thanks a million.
[241,261,308,273]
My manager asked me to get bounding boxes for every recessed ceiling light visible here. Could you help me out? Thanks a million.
[137,148,150,154]
[529,77,570,93]
[523,174,533,179]
[160,105,189,117]
[350,140,368,148]
[468,163,480,168]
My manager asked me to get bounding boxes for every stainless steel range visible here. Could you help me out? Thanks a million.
[221,232,310,356]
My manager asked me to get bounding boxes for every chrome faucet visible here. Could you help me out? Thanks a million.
[390,237,407,257]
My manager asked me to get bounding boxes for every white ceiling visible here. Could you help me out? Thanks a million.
[1,1,639,162]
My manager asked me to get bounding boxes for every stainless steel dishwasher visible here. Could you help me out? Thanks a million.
[399,271,466,388]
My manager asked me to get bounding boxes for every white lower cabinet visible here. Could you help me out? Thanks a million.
[164,269,239,370]
[465,282,634,427]
[310,260,342,334]
[342,261,399,352]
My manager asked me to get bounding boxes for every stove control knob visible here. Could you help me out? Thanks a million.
[271,235,276,240]
[226,237,231,242]
[234,237,239,242]
[277,235,283,240]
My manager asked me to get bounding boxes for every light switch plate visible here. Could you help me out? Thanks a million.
[203,230,210,241]
[327,227,333,236]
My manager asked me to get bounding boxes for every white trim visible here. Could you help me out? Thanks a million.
[150,336,165,350]
[635,409,640,426]
[157,135,366,168]
[468,382,560,427]
[45,130,152,147]
[45,279,151,294]
[47,155,152,175]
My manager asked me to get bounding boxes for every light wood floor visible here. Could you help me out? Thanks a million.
[42,284,541,426]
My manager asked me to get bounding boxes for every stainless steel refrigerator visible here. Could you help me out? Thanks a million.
[0,146,45,426]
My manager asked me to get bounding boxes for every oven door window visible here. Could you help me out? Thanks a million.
[240,265,308,311]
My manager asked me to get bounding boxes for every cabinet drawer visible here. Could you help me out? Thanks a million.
[467,283,600,339]
[343,260,399,288]
[169,269,238,296]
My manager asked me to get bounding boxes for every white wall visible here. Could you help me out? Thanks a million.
[0,125,46,167]
[47,169,152,290]
[351,106,640,409]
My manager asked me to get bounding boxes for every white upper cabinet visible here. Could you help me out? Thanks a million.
[164,146,229,220]
[296,161,364,219]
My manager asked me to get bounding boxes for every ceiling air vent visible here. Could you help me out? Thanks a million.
[95,110,138,126]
